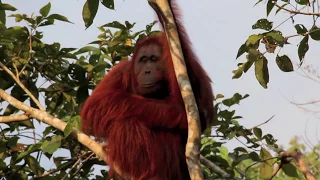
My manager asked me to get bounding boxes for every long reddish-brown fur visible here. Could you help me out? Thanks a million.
[81,1,214,180]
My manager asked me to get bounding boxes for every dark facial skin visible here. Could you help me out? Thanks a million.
[134,44,169,99]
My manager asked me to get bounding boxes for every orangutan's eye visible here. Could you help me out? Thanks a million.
[150,55,158,62]
[140,56,147,63]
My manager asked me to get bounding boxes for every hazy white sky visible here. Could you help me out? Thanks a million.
[4,0,320,165]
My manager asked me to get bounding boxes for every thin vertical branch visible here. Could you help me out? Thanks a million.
[148,0,203,179]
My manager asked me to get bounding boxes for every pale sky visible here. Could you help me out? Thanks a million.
[4,0,320,171]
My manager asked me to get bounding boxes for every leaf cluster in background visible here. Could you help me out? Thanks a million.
[234,0,320,89]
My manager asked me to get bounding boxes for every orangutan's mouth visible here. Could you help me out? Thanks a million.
[142,83,157,88]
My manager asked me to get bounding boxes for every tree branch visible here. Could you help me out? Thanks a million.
[200,155,229,178]
[0,62,44,111]
[148,0,203,179]
[275,2,320,15]
[0,89,106,164]
[0,114,30,123]
[276,149,316,180]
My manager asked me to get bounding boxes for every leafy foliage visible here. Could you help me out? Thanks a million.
[235,0,320,88]
[0,2,161,179]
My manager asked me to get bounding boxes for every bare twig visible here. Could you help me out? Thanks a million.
[275,2,320,15]
[271,163,282,179]
[72,153,95,176]
[35,168,60,179]
[291,100,320,106]
[61,157,82,180]
[285,31,310,39]
[249,115,275,129]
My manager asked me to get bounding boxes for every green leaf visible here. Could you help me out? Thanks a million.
[0,160,6,170]
[252,18,273,31]
[41,135,62,154]
[294,24,307,35]
[82,0,99,28]
[18,120,34,128]
[232,64,243,79]
[75,46,100,55]
[125,21,135,30]
[0,39,13,49]
[254,55,269,88]
[243,60,254,73]
[101,0,114,10]
[47,14,72,23]
[247,49,259,62]
[9,14,23,22]
[249,151,260,161]
[282,163,299,177]
[296,0,308,5]
[0,13,4,25]
[245,34,263,46]
[0,1,5,24]
[232,154,250,167]
[275,3,288,14]
[88,40,102,45]
[39,2,51,17]
[222,93,245,107]
[43,126,54,137]
[276,55,294,72]
[262,134,277,145]
[60,47,77,53]
[234,147,248,153]
[219,146,230,165]
[265,30,285,46]
[298,35,309,63]
[0,3,17,11]
[266,0,275,16]
[38,18,54,26]
[64,122,74,137]
[254,0,263,6]
[243,94,249,99]
[25,155,43,176]
[8,136,19,148]
[309,25,320,41]
[253,127,262,140]
[215,94,224,99]
[260,148,274,179]
[101,21,127,30]
[17,143,42,160]
[236,43,247,59]
[146,21,157,33]
[88,54,101,66]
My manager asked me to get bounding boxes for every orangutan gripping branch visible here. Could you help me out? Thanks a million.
[81,1,214,179]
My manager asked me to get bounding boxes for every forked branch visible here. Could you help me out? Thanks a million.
[0,89,105,165]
